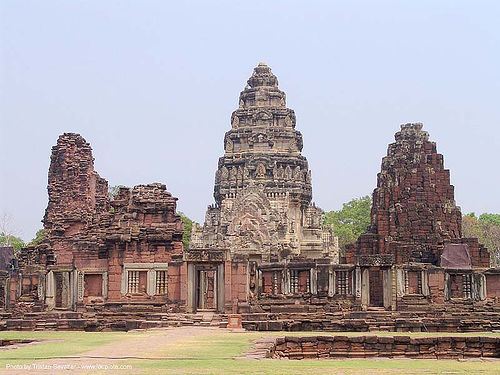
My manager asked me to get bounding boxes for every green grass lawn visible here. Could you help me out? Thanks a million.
[0,331,134,365]
[0,330,499,375]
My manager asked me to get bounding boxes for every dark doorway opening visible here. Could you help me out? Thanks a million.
[196,268,217,310]
[369,269,384,307]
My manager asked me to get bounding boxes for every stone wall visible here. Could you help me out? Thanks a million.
[271,335,500,359]
[11,133,185,310]
[345,123,490,268]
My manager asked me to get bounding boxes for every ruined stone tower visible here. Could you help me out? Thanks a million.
[366,122,463,264]
[191,63,338,261]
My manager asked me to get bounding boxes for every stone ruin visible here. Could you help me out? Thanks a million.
[344,123,495,311]
[11,133,185,313]
[0,63,498,332]
[187,62,339,313]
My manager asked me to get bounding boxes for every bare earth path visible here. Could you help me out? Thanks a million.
[0,327,222,375]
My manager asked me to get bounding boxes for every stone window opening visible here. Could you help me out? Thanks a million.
[290,270,298,293]
[155,270,168,295]
[273,271,279,295]
[336,271,350,295]
[462,273,472,299]
[84,274,103,297]
[404,271,423,295]
[289,269,310,294]
[127,270,147,294]
[262,270,282,295]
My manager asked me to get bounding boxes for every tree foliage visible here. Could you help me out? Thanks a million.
[108,185,126,201]
[28,229,47,246]
[0,232,25,254]
[178,212,194,249]
[323,196,372,250]
[462,213,500,267]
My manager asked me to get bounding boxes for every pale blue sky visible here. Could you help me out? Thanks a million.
[1,1,499,241]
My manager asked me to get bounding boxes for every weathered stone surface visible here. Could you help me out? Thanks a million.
[267,335,500,360]
[191,63,338,262]
[345,123,490,267]
[13,133,184,311]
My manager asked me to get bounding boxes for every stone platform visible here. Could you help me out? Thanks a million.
[265,335,500,359]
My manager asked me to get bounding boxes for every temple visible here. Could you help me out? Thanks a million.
[9,134,185,314]
[187,62,339,313]
[0,64,498,332]
[343,123,497,311]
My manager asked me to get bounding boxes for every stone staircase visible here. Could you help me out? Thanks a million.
[0,304,228,332]
[2,300,500,332]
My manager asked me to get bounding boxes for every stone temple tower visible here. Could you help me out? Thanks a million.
[191,63,338,262]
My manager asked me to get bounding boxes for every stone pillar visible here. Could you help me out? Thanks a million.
[391,266,397,310]
[361,268,369,308]
[76,270,84,303]
[146,269,155,296]
[310,268,317,294]
[421,270,430,296]
[479,274,486,300]
[102,272,108,299]
[328,268,334,297]
[218,263,226,313]
[62,272,70,309]
[45,271,55,310]
[283,268,290,295]
[396,268,405,298]
[355,267,362,298]
[120,267,127,296]
[472,273,487,301]
[257,269,262,296]
[443,273,450,301]
[383,268,392,310]
[186,263,195,313]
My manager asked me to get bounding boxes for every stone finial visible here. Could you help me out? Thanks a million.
[247,62,278,88]
[395,122,429,142]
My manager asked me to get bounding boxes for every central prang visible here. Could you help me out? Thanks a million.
[188,63,339,311]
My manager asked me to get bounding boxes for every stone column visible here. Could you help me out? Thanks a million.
[443,273,450,301]
[45,271,55,310]
[310,268,317,294]
[283,268,290,295]
[328,268,334,297]
[62,272,70,309]
[186,263,195,313]
[421,270,429,296]
[146,269,155,296]
[355,267,362,299]
[383,268,393,310]
[361,268,369,308]
[396,268,405,298]
[217,263,226,313]
[102,272,108,299]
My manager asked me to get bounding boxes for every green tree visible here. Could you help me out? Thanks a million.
[178,212,194,249]
[478,213,500,226]
[462,213,500,267]
[108,185,126,201]
[28,229,47,246]
[323,196,372,251]
[0,232,25,254]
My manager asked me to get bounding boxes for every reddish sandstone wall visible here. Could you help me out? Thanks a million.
[486,274,500,298]
[345,124,491,268]
[272,335,500,359]
[16,133,184,308]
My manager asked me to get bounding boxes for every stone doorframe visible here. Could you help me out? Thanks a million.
[186,262,225,313]
[360,266,393,310]
[76,268,108,302]
[45,266,75,310]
